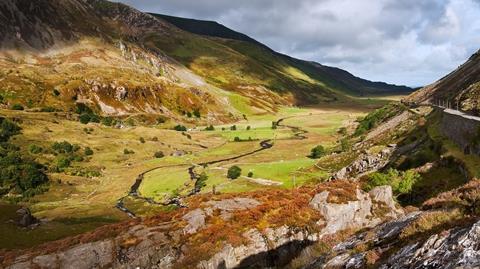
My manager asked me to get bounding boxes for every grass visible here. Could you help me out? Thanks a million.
[139,167,192,202]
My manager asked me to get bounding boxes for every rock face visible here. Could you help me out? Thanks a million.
[333,147,395,180]
[381,220,480,269]
[3,186,402,269]
[310,186,403,236]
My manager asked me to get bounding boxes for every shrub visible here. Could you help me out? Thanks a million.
[0,118,21,142]
[79,114,91,124]
[248,171,254,177]
[52,141,74,154]
[124,149,135,155]
[174,125,187,132]
[56,156,71,169]
[310,145,326,159]
[246,126,251,131]
[11,104,24,111]
[102,117,113,126]
[195,172,208,192]
[272,121,278,130]
[205,125,215,131]
[230,125,237,131]
[227,166,242,179]
[193,109,201,118]
[186,112,192,118]
[53,89,61,96]
[75,103,93,115]
[157,117,166,124]
[234,137,241,142]
[139,137,146,144]
[154,151,165,158]
[84,147,94,156]
[29,144,43,154]
[152,137,159,142]
[40,107,57,112]
[365,168,421,195]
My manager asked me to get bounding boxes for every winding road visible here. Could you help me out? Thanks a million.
[116,115,314,218]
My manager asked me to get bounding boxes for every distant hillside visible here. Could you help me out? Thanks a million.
[150,13,412,97]
[407,49,480,115]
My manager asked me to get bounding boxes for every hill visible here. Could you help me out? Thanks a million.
[406,49,480,115]
[0,0,411,124]
[151,13,412,97]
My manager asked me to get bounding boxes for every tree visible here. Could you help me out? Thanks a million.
[246,126,251,131]
[195,172,208,192]
[154,151,165,158]
[193,109,201,118]
[139,137,146,144]
[84,147,94,156]
[247,171,254,177]
[230,125,237,131]
[79,114,91,124]
[11,104,24,111]
[205,125,215,131]
[173,125,187,132]
[310,145,326,159]
[227,166,242,179]
[271,121,277,130]
[234,137,241,142]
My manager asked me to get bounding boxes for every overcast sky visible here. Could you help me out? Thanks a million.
[116,0,480,87]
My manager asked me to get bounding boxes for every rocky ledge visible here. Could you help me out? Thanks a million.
[2,184,402,269]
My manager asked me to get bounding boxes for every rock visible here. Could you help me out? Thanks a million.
[310,189,379,235]
[15,208,38,228]
[115,87,128,101]
[369,186,404,218]
[182,208,205,234]
[205,198,261,220]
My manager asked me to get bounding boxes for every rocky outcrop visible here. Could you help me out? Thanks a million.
[381,220,480,269]
[3,186,402,269]
[333,146,395,180]
[15,208,39,228]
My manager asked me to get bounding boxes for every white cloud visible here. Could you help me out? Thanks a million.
[116,0,480,86]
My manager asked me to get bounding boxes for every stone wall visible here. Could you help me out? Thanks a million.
[441,109,480,155]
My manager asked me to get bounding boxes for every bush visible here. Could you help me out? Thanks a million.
[365,168,421,195]
[53,89,61,96]
[195,172,208,192]
[310,145,326,159]
[0,118,21,142]
[75,103,93,115]
[186,112,192,118]
[152,137,159,142]
[248,171,254,177]
[29,144,43,154]
[124,149,135,155]
[230,125,237,131]
[227,166,242,179]
[139,137,145,144]
[246,126,251,131]
[40,107,57,112]
[154,151,165,158]
[174,125,187,132]
[84,147,94,156]
[102,117,113,126]
[52,141,74,154]
[193,109,201,118]
[79,114,91,124]
[272,121,278,130]
[234,137,241,142]
[11,104,24,111]
[205,125,215,131]
[56,156,71,169]
[157,117,166,124]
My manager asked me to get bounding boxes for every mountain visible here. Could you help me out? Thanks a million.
[406,49,480,115]
[151,13,412,97]
[0,0,411,123]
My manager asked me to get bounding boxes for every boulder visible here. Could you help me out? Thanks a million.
[15,208,38,228]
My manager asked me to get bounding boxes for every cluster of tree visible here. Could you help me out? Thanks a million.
[50,141,94,172]
[182,109,201,118]
[174,125,187,132]
[0,118,48,199]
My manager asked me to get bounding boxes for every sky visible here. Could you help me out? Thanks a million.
[115,0,480,87]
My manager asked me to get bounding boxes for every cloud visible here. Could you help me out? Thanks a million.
[115,0,480,86]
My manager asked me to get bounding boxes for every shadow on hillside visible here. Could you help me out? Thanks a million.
[229,239,314,269]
